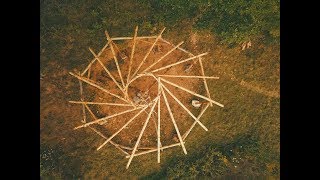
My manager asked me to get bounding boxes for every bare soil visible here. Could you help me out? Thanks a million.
[76,38,207,148]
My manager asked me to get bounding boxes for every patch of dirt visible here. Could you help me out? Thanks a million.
[71,38,209,149]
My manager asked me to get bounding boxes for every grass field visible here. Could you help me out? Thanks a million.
[40,0,279,178]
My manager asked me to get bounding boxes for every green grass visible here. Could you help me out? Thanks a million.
[40,0,279,178]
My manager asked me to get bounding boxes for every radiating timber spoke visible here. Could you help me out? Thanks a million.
[161,82,208,131]
[97,106,148,151]
[126,97,159,169]
[160,85,187,155]
[74,106,144,129]
[151,52,208,73]
[142,41,184,73]
[88,47,126,95]
[160,77,224,107]
[69,101,136,107]
[157,77,161,163]
[127,26,138,86]
[131,28,166,79]
[198,57,213,106]
[81,42,110,76]
[157,74,219,79]
[105,31,126,88]
[69,72,129,104]
[182,103,210,140]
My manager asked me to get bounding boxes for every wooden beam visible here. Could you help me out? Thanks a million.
[82,42,110,76]
[126,97,159,169]
[151,52,208,73]
[69,101,134,107]
[79,78,86,123]
[182,103,210,140]
[110,36,157,41]
[161,83,208,131]
[69,72,129,104]
[105,31,126,88]
[96,106,148,151]
[160,38,194,56]
[160,85,187,154]
[198,57,212,106]
[142,41,184,73]
[85,108,132,154]
[157,78,161,163]
[88,47,125,94]
[74,106,144,129]
[160,77,224,107]
[131,28,166,78]
[157,74,219,79]
[127,26,139,86]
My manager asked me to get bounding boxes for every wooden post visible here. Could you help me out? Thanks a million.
[160,84,187,154]
[182,103,210,140]
[160,77,224,107]
[142,41,184,73]
[105,31,126,88]
[127,26,139,86]
[126,97,159,169]
[151,52,208,73]
[161,83,208,131]
[74,106,144,129]
[88,47,125,94]
[131,28,166,78]
[157,74,219,79]
[69,72,129,104]
[198,57,213,106]
[96,106,148,151]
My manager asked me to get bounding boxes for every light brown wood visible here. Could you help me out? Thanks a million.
[74,106,144,129]
[182,103,210,140]
[151,52,208,73]
[82,42,110,76]
[157,74,219,79]
[142,41,184,73]
[198,57,213,106]
[105,31,126,88]
[157,78,161,163]
[127,26,139,87]
[69,72,129,104]
[126,97,159,169]
[160,38,194,56]
[160,77,224,107]
[79,78,86,123]
[160,85,187,154]
[69,101,134,107]
[85,107,132,154]
[161,83,208,131]
[88,47,125,94]
[131,28,166,78]
[110,36,157,41]
[97,106,148,151]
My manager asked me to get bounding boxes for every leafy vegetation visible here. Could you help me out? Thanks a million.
[140,0,280,44]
